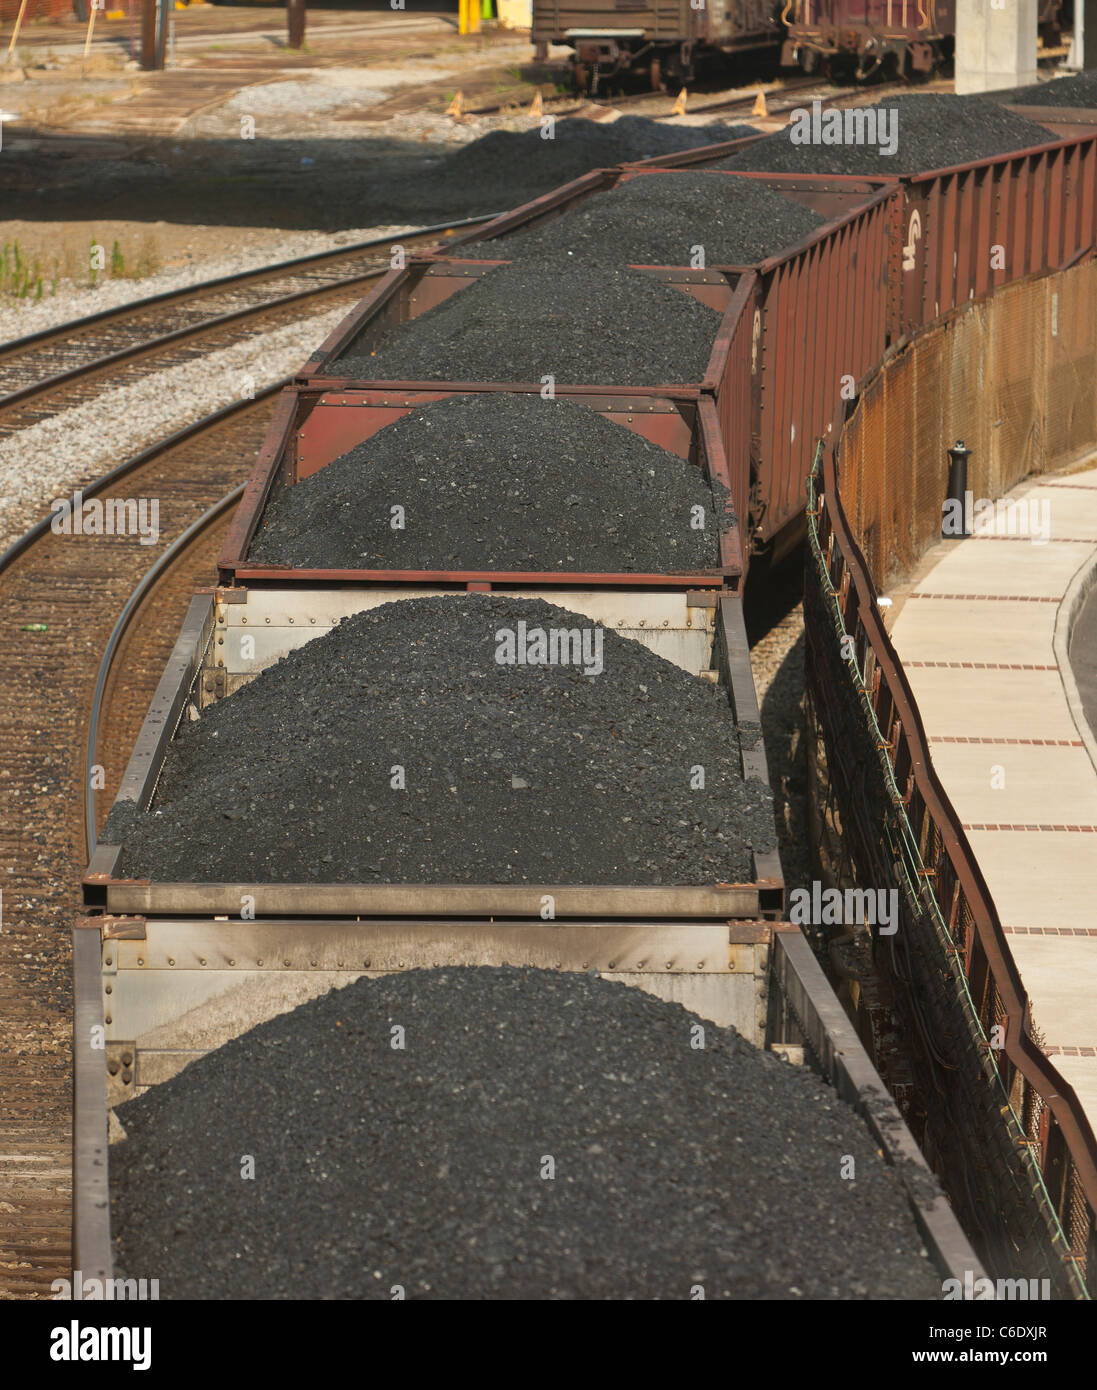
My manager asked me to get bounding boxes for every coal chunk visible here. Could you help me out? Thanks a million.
[248,393,730,573]
[115,595,775,885]
[110,965,944,1300]
[334,262,722,386]
[717,95,1054,176]
[459,171,827,267]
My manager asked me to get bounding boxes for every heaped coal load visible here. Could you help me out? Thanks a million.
[459,172,826,267]
[333,262,722,387]
[443,115,759,193]
[364,118,760,223]
[110,965,945,1300]
[988,69,1097,108]
[109,595,775,885]
[718,95,1054,176]
[248,394,730,573]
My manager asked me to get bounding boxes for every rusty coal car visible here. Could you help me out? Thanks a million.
[531,0,784,93]
[535,0,1067,90]
[780,0,1066,81]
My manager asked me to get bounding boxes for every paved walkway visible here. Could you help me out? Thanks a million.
[889,463,1097,1136]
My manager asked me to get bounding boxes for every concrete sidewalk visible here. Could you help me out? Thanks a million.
[890,463,1097,1132]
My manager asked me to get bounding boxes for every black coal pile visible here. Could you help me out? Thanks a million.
[109,595,775,885]
[718,95,1054,176]
[458,171,825,266]
[111,966,944,1300]
[442,116,756,196]
[333,262,722,386]
[988,70,1097,108]
[248,394,729,573]
[360,117,757,223]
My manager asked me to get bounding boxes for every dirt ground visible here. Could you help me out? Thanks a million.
[0,3,566,288]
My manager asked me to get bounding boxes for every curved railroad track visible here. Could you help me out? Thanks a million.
[0,391,281,1297]
[0,217,498,438]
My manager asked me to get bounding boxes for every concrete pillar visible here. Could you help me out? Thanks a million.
[1068,0,1097,69]
[955,0,1039,94]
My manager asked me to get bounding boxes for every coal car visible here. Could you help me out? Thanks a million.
[780,0,1065,80]
[531,0,784,92]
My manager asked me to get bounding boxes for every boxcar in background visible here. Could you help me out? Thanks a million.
[781,0,1065,80]
[531,0,783,92]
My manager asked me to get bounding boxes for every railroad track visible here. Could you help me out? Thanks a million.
[0,217,498,438]
[468,74,950,124]
[465,76,814,120]
[0,392,280,1297]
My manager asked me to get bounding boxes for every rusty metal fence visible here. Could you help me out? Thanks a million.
[804,261,1097,1298]
[844,259,1097,592]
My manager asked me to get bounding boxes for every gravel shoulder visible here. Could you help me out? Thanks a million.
[0,305,348,551]
[0,225,415,346]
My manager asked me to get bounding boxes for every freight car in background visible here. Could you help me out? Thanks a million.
[531,0,784,92]
[780,0,1066,81]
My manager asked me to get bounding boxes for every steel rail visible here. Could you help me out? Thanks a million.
[0,380,286,579]
[0,381,283,856]
[0,272,392,414]
[0,214,502,363]
[82,485,245,861]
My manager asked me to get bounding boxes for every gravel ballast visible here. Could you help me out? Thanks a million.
[333,262,722,386]
[0,305,349,552]
[109,595,775,885]
[459,171,825,267]
[247,393,729,572]
[110,965,943,1300]
[0,227,414,347]
[718,95,1054,175]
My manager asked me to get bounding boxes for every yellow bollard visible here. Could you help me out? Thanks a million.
[751,90,768,117]
[671,87,687,116]
[529,89,543,117]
